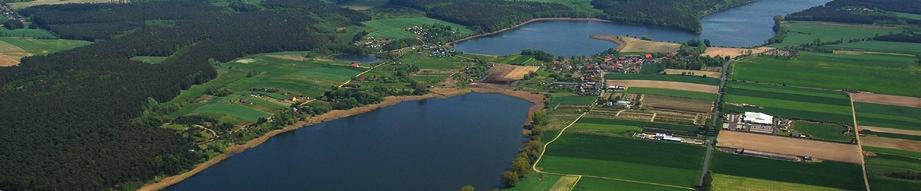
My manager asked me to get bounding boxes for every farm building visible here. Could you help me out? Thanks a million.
[743,112,774,125]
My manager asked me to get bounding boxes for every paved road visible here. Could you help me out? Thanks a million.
[697,59,732,189]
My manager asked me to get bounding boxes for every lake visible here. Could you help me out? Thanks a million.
[453,0,831,56]
[168,93,533,190]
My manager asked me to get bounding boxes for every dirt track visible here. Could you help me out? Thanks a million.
[851,92,921,108]
[606,80,719,94]
[862,135,921,153]
[716,131,862,163]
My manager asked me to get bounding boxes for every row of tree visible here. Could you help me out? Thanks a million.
[389,0,590,33]
[787,0,921,25]
[591,0,755,32]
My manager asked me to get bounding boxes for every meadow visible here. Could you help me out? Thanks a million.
[823,40,921,55]
[709,151,866,191]
[792,120,852,143]
[165,52,364,123]
[361,17,474,40]
[550,92,597,106]
[605,73,720,85]
[504,173,562,191]
[864,147,921,191]
[723,82,853,124]
[856,103,921,131]
[578,117,701,135]
[0,37,90,55]
[732,51,921,97]
[572,177,688,191]
[770,21,902,48]
[710,173,840,191]
[625,87,717,101]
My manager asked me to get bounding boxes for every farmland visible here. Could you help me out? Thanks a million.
[770,21,902,48]
[606,73,720,85]
[716,131,862,163]
[625,87,717,100]
[164,52,364,123]
[361,17,474,40]
[855,103,921,131]
[550,92,597,106]
[710,173,840,191]
[607,80,719,94]
[863,147,921,191]
[722,82,853,124]
[0,37,90,55]
[572,177,688,191]
[824,41,921,55]
[710,151,866,191]
[792,120,852,143]
[732,51,921,97]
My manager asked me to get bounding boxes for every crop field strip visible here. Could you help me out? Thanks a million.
[716,131,862,163]
[710,151,866,191]
[605,73,720,86]
[624,87,717,100]
[770,21,903,49]
[862,146,921,191]
[855,102,921,132]
[722,81,854,124]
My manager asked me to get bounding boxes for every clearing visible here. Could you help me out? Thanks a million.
[606,80,718,94]
[716,131,862,163]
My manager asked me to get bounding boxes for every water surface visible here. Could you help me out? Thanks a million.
[168,93,533,190]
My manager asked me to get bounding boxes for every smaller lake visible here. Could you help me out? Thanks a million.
[168,93,533,191]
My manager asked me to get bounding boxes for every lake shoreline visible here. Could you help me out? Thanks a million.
[138,84,544,191]
[448,17,611,47]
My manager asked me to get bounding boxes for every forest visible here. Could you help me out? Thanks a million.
[787,0,921,25]
[0,0,368,190]
[590,0,754,32]
[388,0,592,32]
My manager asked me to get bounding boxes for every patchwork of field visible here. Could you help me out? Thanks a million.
[0,37,90,66]
[855,103,921,131]
[863,147,921,191]
[722,82,854,124]
[572,177,688,191]
[732,51,921,97]
[606,73,720,85]
[716,131,861,163]
[166,52,364,124]
[485,64,539,83]
[824,40,921,55]
[663,69,720,78]
[607,80,719,94]
[624,87,717,101]
[538,118,706,189]
[770,21,902,48]
[852,92,921,109]
[862,136,921,153]
[710,151,866,191]
[360,17,474,40]
[401,53,471,84]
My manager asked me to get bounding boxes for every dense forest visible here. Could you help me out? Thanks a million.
[591,0,754,32]
[787,0,921,25]
[0,0,368,190]
[388,0,592,32]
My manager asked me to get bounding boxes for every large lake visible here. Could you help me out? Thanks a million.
[453,0,831,56]
[168,93,533,190]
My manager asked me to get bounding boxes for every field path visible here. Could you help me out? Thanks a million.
[850,95,872,191]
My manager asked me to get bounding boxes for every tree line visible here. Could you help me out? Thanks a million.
[591,0,754,32]
[0,0,368,190]
[389,0,591,33]
[787,0,921,25]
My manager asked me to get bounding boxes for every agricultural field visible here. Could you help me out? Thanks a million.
[732,51,921,97]
[360,17,474,40]
[7,0,112,9]
[538,118,706,188]
[625,87,717,100]
[823,40,921,55]
[572,177,688,191]
[709,151,866,191]
[606,73,720,85]
[770,21,902,48]
[608,80,718,94]
[550,92,597,106]
[791,120,852,143]
[498,54,539,65]
[722,82,853,124]
[863,147,921,191]
[504,173,562,191]
[0,37,90,55]
[165,51,364,124]
[855,103,921,132]
[400,53,471,85]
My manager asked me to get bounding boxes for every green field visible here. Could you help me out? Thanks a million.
[823,40,921,55]
[864,147,921,191]
[539,119,705,188]
[504,173,562,191]
[856,103,921,131]
[166,51,364,123]
[606,73,720,85]
[361,17,474,40]
[710,151,866,190]
[732,51,921,97]
[0,29,58,39]
[578,117,700,135]
[0,37,89,55]
[626,87,717,101]
[711,173,840,191]
[550,92,597,106]
[771,21,902,48]
[572,177,688,191]
[723,82,853,124]
[792,120,852,143]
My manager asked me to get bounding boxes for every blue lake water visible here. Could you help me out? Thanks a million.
[453,0,832,56]
[168,93,533,190]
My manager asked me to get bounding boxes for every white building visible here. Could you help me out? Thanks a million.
[743,112,774,125]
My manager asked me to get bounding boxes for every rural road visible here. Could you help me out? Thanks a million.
[851,96,872,191]
[697,58,731,188]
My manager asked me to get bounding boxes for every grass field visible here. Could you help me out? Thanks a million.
[823,40,921,55]
[166,51,363,123]
[710,173,840,191]
[770,21,902,48]
[732,51,921,98]
[856,103,921,131]
[550,92,597,106]
[723,82,853,124]
[864,147,921,191]
[606,73,720,85]
[0,29,58,39]
[792,120,852,143]
[710,151,865,190]
[572,177,688,191]
[626,87,717,101]
[504,173,562,191]
[361,17,474,40]
[579,117,701,135]
[0,37,90,55]
[539,119,706,188]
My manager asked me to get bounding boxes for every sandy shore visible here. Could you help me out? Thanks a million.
[139,85,544,191]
